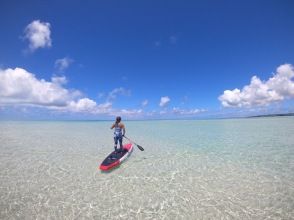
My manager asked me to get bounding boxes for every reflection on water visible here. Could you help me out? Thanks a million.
[0,118,293,219]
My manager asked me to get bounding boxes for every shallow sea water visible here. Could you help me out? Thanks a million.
[0,118,293,219]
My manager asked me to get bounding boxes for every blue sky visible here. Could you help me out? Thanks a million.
[0,0,294,119]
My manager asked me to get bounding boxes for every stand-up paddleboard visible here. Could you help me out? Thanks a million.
[100,143,134,171]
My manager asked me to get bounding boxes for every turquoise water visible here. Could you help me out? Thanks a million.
[0,118,293,219]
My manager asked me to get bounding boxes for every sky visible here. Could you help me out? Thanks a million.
[0,0,294,120]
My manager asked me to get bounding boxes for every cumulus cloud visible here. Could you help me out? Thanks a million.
[141,99,148,107]
[52,100,113,115]
[55,57,74,72]
[24,20,52,52]
[97,102,112,109]
[51,76,67,85]
[0,67,105,114]
[159,96,170,107]
[67,98,97,112]
[0,67,79,106]
[219,64,294,107]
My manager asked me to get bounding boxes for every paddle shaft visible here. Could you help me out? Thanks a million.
[123,135,144,151]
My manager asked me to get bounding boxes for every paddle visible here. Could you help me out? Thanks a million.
[123,135,144,151]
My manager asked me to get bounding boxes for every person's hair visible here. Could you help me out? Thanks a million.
[116,116,121,123]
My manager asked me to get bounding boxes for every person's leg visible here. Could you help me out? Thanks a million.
[114,136,118,151]
[118,136,123,152]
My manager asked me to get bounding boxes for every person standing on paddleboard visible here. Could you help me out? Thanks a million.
[111,116,126,152]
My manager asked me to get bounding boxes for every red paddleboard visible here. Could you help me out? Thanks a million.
[99,143,133,171]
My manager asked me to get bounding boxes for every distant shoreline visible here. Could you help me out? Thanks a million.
[248,113,294,118]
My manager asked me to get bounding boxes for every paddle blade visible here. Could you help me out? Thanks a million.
[137,145,144,151]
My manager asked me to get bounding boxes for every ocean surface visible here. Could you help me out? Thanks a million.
[0,118,293,219]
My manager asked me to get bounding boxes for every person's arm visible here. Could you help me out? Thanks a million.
[110,123,115,129]
[122,124,126,136]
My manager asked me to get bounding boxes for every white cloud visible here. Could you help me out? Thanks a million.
[172,107,206,115]
[67,98,97,112]
[107,87,131,100]
[0,67,80,106]
[98,102,112,109]
[24,20,52,52]
[55,57,73,72]
[141,99,148,107]
[157,108,206,116]
[63,100,116,115]
[219,64,294,107]
[51,76,67,85]
[159,96,170,107]
[116,109,143,116]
